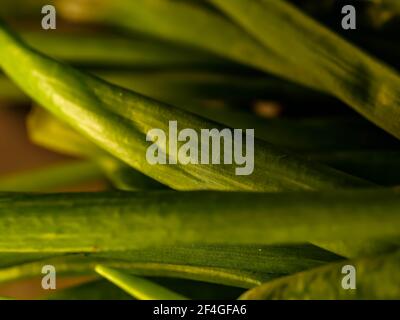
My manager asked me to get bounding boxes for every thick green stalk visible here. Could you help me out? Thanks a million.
[0,190,398,252]
[0,22,372,191]
[210,0,400,139]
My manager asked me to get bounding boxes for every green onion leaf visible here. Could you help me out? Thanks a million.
[95,265,188,300]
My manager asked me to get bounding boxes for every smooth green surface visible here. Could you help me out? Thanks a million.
[0,190,398,252]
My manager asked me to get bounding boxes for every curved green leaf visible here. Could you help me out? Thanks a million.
[0,244,341,288]
[57,0,400,139]
[239,251,400,300]
[0,21,372,191]
[210,0,400,139]
[95,265,188,300]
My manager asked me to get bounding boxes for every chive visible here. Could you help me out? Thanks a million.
[0,22,372,191]
[57,0,400,138]
[95,265,189,300]
[0,189,398,252]
[0,0,398,301]
[210,0,400,139]
[0,244,340,288]
[239,251,400,300]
